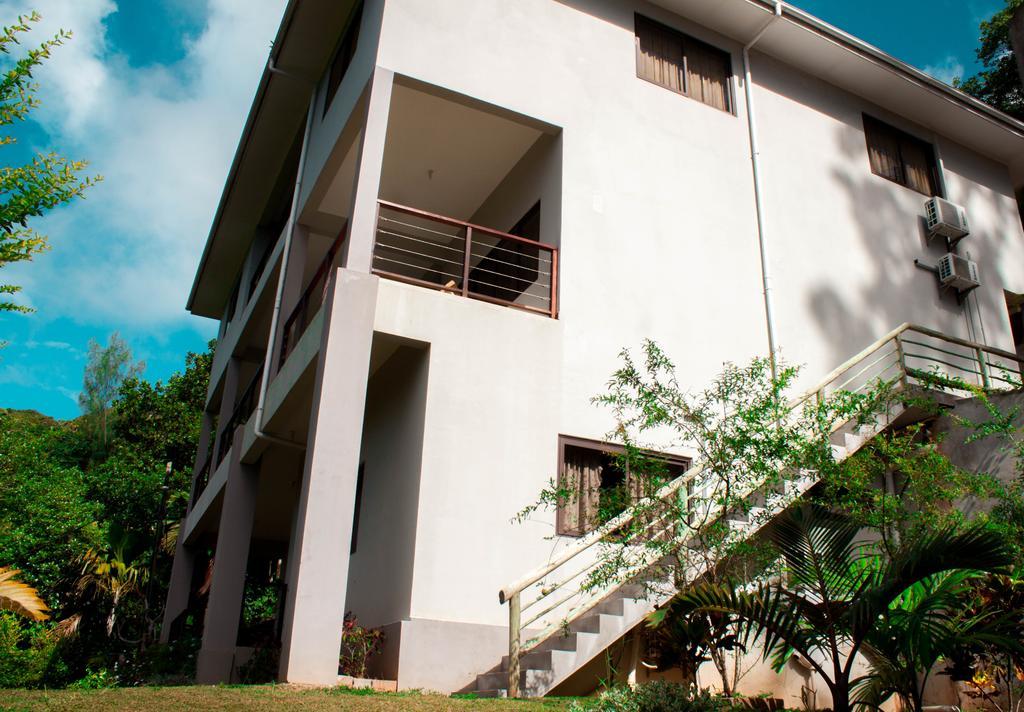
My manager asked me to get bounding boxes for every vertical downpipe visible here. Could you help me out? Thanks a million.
[252,78,317,448]
[743,1,784,380]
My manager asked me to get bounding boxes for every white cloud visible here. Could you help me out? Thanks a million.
[923,55,966,86]
[1,0,287,327]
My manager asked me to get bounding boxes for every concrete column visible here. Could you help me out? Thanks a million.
[342,67,394,274]
[195,445,259,683]
[159,520,195,644]
[278,268,379,685]
[271,224,310,375]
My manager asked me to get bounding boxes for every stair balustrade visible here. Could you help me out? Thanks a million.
[495,323,1024,698]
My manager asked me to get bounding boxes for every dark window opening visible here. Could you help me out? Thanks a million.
[556,436,689,537]
[350,462,365,554]
[468,201,541,304]
[863,114,943,197]
[324,3,364,116]
[634,14,733,113]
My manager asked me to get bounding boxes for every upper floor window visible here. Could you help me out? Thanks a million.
[324,2,363,116]
[863,114,942,197]
[634,14,733,113]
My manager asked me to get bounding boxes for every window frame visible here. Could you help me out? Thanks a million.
[555,434,691,538]
[862,113,945,198]
[633,13,735,114]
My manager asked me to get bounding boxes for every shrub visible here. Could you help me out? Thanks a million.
[570,683,740,712]
[0,613,62,688]
[338,612,384,679]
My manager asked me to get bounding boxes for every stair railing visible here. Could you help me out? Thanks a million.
[498,323,1023,697]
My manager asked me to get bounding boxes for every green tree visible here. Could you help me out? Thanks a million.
[0,410,99,607]
[0,13,99,313]
[78,333,144,451]
[956,0,1024,120]
[662,504,1015,712]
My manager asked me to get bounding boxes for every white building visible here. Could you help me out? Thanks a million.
[162,0,1024,698]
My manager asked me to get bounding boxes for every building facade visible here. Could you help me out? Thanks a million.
[163,0,1024,696]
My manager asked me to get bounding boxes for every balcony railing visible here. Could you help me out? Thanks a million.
[191,451,213,504]
[372,200,558,318]
[215,364,263,468]
[279,227,347,369]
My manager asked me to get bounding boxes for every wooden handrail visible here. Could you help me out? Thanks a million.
[377,199,558,251]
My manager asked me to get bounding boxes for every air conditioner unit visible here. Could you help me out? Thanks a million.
[925,197,970,242]
[937,253,980,292]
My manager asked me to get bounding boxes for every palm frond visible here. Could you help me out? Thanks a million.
[0,567,49,621]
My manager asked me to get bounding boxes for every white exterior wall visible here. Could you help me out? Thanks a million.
[274,0,1024,692]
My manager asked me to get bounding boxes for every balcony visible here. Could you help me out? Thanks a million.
[279,229,346,368]
[372,200,558,317]
[215,363,263,469]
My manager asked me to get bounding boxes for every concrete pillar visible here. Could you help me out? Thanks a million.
[278,268,379,685]
[159,519,195,644]
[342,67,394,274]
[271,224,310,375]
[195,445,259,684]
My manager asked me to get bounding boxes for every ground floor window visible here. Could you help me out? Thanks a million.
[555,436,689,537]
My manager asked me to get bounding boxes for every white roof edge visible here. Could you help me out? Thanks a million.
[772,0,1024,139]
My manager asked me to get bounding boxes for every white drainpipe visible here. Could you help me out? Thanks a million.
[743,0,784,378]
[251,73,317,451]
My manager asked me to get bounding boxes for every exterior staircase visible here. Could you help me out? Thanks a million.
[474,323,1024,698]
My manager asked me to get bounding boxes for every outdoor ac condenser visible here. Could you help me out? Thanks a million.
[937,253,980,292]
[925,197,970,242]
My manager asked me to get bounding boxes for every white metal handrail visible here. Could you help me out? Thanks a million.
[498,323,1024,697]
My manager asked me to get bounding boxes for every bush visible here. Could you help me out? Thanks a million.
[570,683,740,712]
[338,612,384,678]
[0,613,65,688]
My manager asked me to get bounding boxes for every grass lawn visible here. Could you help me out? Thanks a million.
[0,685,578,711]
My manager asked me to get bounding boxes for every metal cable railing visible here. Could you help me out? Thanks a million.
[279,226,347,369]
[372,200,558,318]
[497,323,1024,697]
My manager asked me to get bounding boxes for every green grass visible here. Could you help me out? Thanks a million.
[0,685,578,711]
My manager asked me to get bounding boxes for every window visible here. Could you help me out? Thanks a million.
[323,2,363,116]
[556,436,689,537]
[634,14,733,113]
[863,115,942,197]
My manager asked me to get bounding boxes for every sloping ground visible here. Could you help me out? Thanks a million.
[0,686,576,711]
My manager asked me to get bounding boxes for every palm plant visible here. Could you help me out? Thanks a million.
[858,570,1022,712]
[660,504,1014,712]
[0,567,49,621]
[77,524,147,637]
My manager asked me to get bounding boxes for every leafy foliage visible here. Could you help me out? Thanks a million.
[955,0,1024,119]
[0,340,214,687]
[0,13,99,313]
[339,612,385,679]
[0,567,49,621]
[568,682,742,712]
[79,333,145,451]
[665,504,1015,712]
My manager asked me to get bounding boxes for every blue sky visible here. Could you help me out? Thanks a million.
[0,0,1007,419]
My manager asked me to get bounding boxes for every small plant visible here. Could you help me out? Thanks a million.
[69,668,117,690]
[338,612,384,679]
[569,682,740,712]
